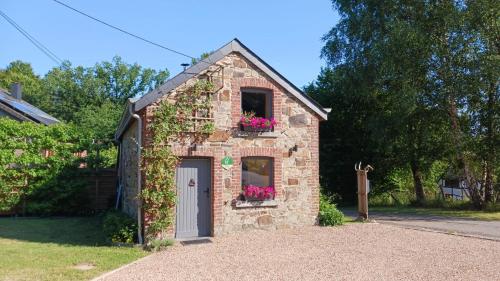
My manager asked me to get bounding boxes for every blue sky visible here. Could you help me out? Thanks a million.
[0,0,338,88]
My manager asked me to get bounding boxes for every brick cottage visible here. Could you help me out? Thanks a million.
[115,39,329,240]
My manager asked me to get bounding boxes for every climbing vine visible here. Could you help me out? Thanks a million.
[0,118,91,214]
[141,79,215,239]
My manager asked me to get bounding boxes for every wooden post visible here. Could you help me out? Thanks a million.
[355,162,373,221]
[357,169,368,220]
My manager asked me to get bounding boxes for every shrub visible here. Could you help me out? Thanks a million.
[103,211,137,244]
[319,194,344,226]
[25,167,90,216]
[485,202,500,212]
[147,238,174,252]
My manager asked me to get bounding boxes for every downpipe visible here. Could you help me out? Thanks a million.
[128,99,143,245]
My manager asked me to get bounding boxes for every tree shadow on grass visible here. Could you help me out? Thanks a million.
[0,216,110,246]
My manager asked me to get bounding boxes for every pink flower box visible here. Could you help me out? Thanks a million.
[242,185,275,201]
[240,115,276,132]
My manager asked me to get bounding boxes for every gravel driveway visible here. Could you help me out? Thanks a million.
[342,209,500,240]
[97,224,500,281]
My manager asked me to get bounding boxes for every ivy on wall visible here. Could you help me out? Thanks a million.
[141,79,215,239]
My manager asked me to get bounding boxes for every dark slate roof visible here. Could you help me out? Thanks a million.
[0,89,59,125]
[115,38,329,139]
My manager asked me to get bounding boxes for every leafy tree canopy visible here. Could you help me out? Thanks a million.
[0,56,169,140]
[308,0,498,207]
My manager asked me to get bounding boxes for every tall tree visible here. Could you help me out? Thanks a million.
[465,0,499,204]
[1,57,169,140]
[43,56,169,123]
[313,0,499,207]
[313,1,451,203]
[0,61,46,108]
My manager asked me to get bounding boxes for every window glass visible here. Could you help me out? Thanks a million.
[241,157,273,187]
[242,91,270,118]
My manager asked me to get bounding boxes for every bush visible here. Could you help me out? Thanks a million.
[26,167,90,216]
[147,239,174,252]
[485,202,500,212]
[103,211,137,244]
[319,194,344,226]
[369,192,414,207]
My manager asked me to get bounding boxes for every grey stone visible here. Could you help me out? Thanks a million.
[289,114,310,127]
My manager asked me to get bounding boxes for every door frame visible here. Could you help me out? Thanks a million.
[175,157,213,238]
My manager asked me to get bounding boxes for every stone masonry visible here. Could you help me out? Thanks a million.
[125,52,321,237]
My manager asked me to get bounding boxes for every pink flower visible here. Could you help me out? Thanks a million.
[243,185,275,200]
[240,115,277,129]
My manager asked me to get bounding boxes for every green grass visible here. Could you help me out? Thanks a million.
[368,206,500,221]
[343,216,357,223]
[0,217,148,281]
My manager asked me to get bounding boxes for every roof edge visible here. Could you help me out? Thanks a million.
[115,38,330,139]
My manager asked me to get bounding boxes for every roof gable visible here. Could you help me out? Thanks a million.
[115,38,328,139]
[135,39,328,119]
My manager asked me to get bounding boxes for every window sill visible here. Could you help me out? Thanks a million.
[235,131,279,138]
[234,200,278,208]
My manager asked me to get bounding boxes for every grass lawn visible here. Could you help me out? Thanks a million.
[366,206,500,221]
[0,217,147,281]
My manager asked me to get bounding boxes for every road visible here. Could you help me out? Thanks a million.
[343,209,500,241]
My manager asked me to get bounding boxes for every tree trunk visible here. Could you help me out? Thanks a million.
[484,164,493,204]
[411,161,425,204]
[448,97,484,208]
[484,81,496,204]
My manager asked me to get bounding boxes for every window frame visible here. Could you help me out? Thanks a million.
[241,156,275,201]
[240,88,273,119]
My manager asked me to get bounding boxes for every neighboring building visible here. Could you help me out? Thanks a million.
[115,39,329,239]
[0,83,59,125]
[439,177,471,200]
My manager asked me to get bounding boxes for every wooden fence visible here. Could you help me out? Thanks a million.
[84,168,118,211]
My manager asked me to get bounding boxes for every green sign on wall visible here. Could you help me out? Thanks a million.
[221,156,234,170]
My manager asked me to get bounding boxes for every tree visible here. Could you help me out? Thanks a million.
[306,67,384,203]
[1,57,170,143]
[465,0,499,204]
[43,56,169,123]
[312,1,450,203]
[0,61,47,108]
[313,0,498,207]
[73,101,123,141]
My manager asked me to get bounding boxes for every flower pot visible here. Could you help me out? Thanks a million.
[241,126,273,132]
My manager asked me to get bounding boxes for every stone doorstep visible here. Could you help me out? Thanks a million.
[234,200,279,208]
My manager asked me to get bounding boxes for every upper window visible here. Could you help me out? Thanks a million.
[241,90,272,118]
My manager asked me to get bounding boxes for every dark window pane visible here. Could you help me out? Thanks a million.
[242,92,267,117]
[241,157,273,187]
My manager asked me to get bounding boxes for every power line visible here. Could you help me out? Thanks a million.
[0,9,62,65]
[52,0,211,65]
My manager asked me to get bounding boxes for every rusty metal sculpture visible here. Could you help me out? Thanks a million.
[355,162,373,221]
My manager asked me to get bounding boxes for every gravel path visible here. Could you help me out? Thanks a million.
[342,209,500,240]
[97,224,500,281]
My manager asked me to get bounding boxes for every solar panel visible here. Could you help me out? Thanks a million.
[0,90,59,125]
